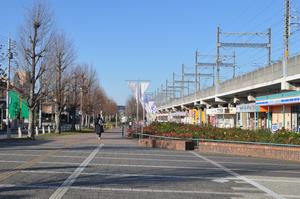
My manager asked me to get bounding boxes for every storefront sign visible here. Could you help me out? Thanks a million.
[256,96,300,106]
[271,124,279,132]
[228,107,236,114]
[206,108,236,115]
[170,112,187,117]
[206,108,225,115]
[236,103,257,113]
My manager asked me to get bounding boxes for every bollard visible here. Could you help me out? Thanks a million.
[48,126,51,133]
[18,127,22,138]
[42,126,45,134]
[35,126,39,135]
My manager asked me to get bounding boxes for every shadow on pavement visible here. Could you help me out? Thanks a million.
[0,139,54,149]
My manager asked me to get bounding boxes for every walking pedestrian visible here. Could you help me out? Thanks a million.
[95,112,104,141]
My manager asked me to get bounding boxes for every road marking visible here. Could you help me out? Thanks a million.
[248,177,300,183]
[0,183,259,195]
[20,169,238,180]
[0,160,25,163]
[14,154,203,163]
[1,152,299,167]
[2,159,299,176]
[49,144,103,199]
[0,153,40,157]
[234,181,248,184]
[98,151,195,158]
[88,163,219,169]
[93,156,205,163]
[1,183,300,198]
[212,178,229,183]
[232,187,260,191]
[190,151,284,199]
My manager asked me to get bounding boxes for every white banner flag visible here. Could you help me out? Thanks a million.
[128,82,139,102]
[139,82,149,107]
[140,82,149,97]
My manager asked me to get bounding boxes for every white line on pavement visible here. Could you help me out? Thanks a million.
[88,163,218,169]
[0,160,25,163]
[232,187,261,191]
[20,169,238,180]
[49,144,103,199]
[93,156,205,163]
[190,151,284,199]
[1,152,299,167]
[1,183,299,198]
[21,170,300,184]
[97,151,195,158]
[0,183,255,196]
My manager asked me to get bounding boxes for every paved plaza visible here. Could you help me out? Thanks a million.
[0,129,299,199]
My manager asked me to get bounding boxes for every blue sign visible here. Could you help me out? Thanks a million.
[271,124,279,132]
[256,96,300,106]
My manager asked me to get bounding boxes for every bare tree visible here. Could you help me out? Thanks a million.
[65,65,82,131]
[50,32,75,133]
[19,2,53,138]
[125,96,142,120]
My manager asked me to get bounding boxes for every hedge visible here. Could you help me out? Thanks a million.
[139,122,300,145]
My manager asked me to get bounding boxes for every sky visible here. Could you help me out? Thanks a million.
[0,0,300,105]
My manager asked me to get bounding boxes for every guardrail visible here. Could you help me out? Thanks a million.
[132,132,300,148]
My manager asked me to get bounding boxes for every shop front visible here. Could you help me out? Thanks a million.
[236,103,258,129]
[256,91,300,132]
[206,107,236,128]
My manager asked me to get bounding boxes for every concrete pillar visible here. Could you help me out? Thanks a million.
[267,106,270,129]
[236,112,239,128]
[254,112,257,130]
[283,105,285,129]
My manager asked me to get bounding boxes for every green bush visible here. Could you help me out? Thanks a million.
[144,122,300,145]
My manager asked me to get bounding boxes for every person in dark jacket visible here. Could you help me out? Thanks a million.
[95,113,104,141]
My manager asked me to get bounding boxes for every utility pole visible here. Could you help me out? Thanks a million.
[215,26,272,98]
[217,26,272,66]
[282,0,290,90]
[195,50,198,92]
[173,64,197,96]
[6,38,12,138]
[181,64,184,98]
[173,72,175,99]
[216,26,221,96]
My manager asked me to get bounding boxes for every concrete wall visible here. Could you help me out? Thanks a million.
[198,141,300,162]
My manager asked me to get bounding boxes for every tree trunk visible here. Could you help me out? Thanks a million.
[54,109,61,134]
[81,113,85,127]
[28,108,35,139]
[87,114,90,128]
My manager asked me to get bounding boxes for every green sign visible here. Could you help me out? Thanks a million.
[8,90,29,120]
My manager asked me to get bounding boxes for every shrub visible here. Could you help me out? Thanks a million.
[143,122,299,145]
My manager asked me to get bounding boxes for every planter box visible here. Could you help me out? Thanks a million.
[138,139,156,148]
[198,141,300,162]
[138,139,194,151]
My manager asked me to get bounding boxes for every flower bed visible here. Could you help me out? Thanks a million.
[137,122,300,145]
